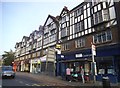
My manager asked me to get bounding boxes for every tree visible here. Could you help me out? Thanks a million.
[2,50,15,66]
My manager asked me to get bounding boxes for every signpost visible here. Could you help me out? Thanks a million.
[91,43,97,83]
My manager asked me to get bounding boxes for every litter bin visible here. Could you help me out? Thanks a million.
[102,77,111,88]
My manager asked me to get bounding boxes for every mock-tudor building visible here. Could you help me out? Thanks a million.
[14,0,120,83]
[57,1,120,83]
[42,15,59,75]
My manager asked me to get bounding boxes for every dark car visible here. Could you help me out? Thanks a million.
[2,66,15,78]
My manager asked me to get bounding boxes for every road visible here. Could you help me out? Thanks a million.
[2,73,51,87]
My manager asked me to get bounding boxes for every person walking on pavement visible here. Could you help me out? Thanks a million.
[66,67,71,82]
[81,66,85,83]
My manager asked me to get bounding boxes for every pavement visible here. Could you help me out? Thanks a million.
[16,72,120,87]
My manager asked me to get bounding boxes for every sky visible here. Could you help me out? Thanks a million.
[0,0,84,55]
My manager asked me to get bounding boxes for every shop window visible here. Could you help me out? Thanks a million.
[97,57,115,75]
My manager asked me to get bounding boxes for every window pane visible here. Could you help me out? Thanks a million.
[87,8,90,17]
[81,15,83,20]
[87,3,90,8]
[98,4,101,11]
[80,21,84,31]
[94,35,98,43]
[102,32,106,42]
[109,6,116,19]
[94,6,97,13]
[84,10,87,18]
[84,19,87,29]
[98,34,102,43]
[103,2,106,8]
[107,31,112,41]
[88,17,91,28]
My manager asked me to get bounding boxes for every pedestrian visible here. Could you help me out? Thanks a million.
[66,67,71,82]
[81,66,85,83]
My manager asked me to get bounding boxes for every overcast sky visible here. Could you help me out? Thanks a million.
[0,0,84,55]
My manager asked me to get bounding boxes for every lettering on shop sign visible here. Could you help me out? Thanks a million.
[76,54,92,58]
[76,54,83,58]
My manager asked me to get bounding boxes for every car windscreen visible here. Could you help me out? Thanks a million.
[2,67,13,71]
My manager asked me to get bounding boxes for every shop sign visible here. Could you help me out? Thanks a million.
[32,59,38,64]
[47,48,55,62]
[92,44,96,56]
[75,54,83,58]
[56,44,61,49]
[38,60,41,64]
[40,56,46,62]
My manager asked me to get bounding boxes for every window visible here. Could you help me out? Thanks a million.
[62,16,66,23]
[97,57,115,75]
[61,28,68,38]
[109,6,116,20]
[80,21,84,31]
[87,8,90,17]
[37,51,40,57]
[51,29,56,35]
[37,40,42,48]
[74,7,83,17]
[102,9,109,21]
[74,22,80,33]
[98,4,101,11]
[103,2,107,8]
[93,31,112,44]
[94,6,97,13]
[62,43,70,51]
[84,10,87,19]
[88,17,91,28]
[84,19,88,29]
[75,38,85,48]
[93,11,103,25]
[106,31,112,41]
[98,11,103,23]
[102,32,106,42]
[94,13,98,24]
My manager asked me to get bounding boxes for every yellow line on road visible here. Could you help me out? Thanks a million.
[32,84,40,86]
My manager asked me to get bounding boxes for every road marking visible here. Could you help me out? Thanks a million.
[25,84,30,86]
[32,84,50,86]
[32,84,40,86]
[19,81,23,84]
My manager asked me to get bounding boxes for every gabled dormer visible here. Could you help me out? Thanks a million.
[60,6,69,17]
[59,6,70,40]
[21,36,29,47]
[15,42,19,49]
[43,15,59,47]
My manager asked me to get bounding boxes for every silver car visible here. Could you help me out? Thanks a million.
[2,66,15,78]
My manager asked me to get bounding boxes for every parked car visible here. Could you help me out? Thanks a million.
[2,66,15,78]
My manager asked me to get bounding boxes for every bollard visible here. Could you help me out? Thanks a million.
[102,77,111,88]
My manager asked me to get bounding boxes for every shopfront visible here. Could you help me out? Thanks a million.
[57,44,120,83]
[57,50,92,82]
[29,58,41,73]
